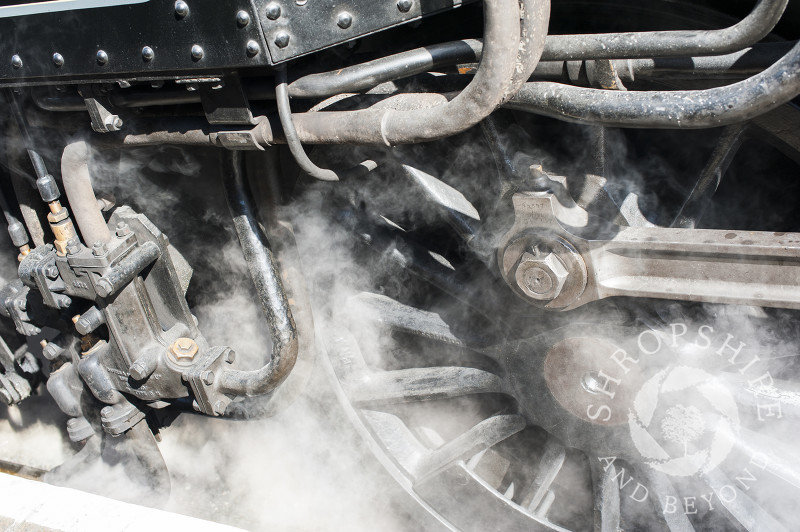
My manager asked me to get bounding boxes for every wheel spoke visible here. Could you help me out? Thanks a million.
[346,366,506,407]
[721,371,800,419]
[589,458,621,532]
[702,468,789,532]
[413,415,526,482]
[349,292,496,351]
[671,123,748,228]
[737,427,800,489]
[632,464,694,532]
[520,435,566,515]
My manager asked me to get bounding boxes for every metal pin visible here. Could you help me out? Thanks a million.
[236,10,250,26]
[96,50,108,65]
[191,44,204,60]
[274,32,290,48]
[337,11,353,29]
[52,53,64,67]
[11,55,22,69]
[246,40,260,57]
[142,46,155,61]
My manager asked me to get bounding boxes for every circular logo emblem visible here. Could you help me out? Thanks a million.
[628,366,740,477]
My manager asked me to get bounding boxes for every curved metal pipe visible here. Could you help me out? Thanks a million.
[541,0,789,61]
[218,151,298,397]
[60,140,111,244]
[510,0,551,94]
[285,0,523,146]
[506,39,800,128]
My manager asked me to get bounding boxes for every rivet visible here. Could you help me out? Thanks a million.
[11,55,22,69]
[142,46,155,61]
[397,0,413,13]
[265,2,281,19]
[52,53,64,67]
[236,10,250,26]
[274,32,290,48]
[174,0,189,17]
[191,44,204,60]
[246,40,260,57]
[337,11,352,29]
[96,50,108,65]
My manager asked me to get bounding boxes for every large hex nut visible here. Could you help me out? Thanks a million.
[514,251,569,301]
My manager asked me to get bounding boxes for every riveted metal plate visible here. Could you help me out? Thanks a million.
[253,0,468,63]
[0,0,269,86]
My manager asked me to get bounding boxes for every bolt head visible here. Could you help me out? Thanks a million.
[224,350,236,364]
[96,50,108,65]
[514,251,569,301]
[191,44,204,60]
[246,40,260,57]
[142,46,155,61]
[174,0,189,17]
[101,406,114,417]
[191,400,201,412]
[45,264,59,279]
[397,0,413,13]
[236,10,250,26]
[115,222,130,237]
[11,55,22,69]
[52,53,64,67]
[213,400,226,415]
[169,337,199,361]
[265,2,281,20]
[201,370,215,386]
[337,11,353,29]
[92,241,107,256]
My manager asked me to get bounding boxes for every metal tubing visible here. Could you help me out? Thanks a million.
[60,140,112,244]
[509,0,550,94]
[218,152,298,397]
[506,40,800,128]
[289,39,483,99]
[285,0,523,145]
[94,241,161,298]
[540,0,789,60]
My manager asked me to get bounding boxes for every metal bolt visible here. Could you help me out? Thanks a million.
[246,40,260,57]
[397,0,413,13]
[265,2,281,20]
[11,55,22,69]
[274,32,290,48]
[213,400,226,415]
[337,11,353,29]
[174,0,189,17]
[115,221,130,237]
[92,241,108,256]
[201,370,215,386]
[236,10,250,26]
[142,46,155,62]
[169,337,199,361]
[514,251,569,301]
[96,50,108,65]
[45,264,59,279]
[191,44,204,60]
[192,400,200,412]
[67,242,81,255]
[52,53,64,67]
[103,114,123,131]
[101,406,114,417]
[224,350,236,364]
